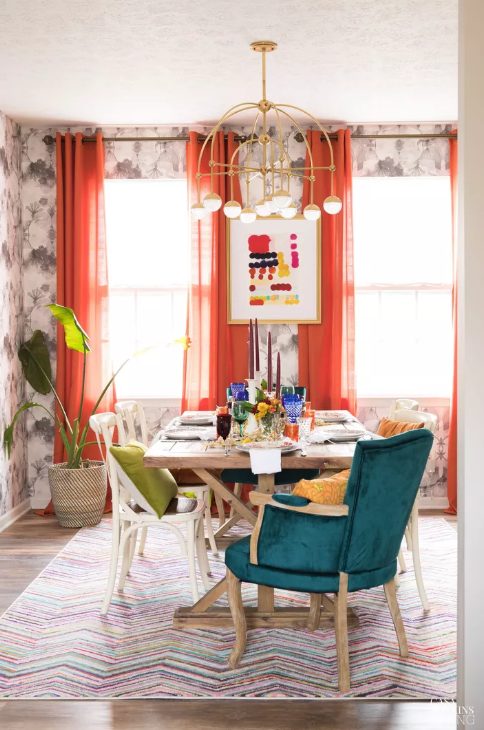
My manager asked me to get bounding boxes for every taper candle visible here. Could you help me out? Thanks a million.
[276,352,281,398]
[249,319,254,379]
[267,331,272,390]
[254,318,260,372]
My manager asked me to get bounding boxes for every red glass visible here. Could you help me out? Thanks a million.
[216,413,232,455]
[284,422,299,440]
[306,409,316,430]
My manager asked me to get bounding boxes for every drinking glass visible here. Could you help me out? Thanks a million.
[280,385,294,397]
[297,416,313,452]
[232,402,249,438]
[283,395,303,422]
[216,413,232,455]
[294,386,307,402]
[230,382,246,400]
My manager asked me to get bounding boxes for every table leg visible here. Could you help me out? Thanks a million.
[257,473,275,493]
[193,469,257,526]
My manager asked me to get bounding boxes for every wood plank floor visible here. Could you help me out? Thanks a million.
[0,511,457,730]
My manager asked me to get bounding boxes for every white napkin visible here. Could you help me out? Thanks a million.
[249,448,282,474]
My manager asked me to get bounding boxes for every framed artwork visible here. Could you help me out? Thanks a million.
[227,215,321,323]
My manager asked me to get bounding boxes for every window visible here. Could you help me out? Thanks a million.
[104,179,189,399]
[353,176,453,398]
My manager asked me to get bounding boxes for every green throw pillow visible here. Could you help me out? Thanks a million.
[109,440,178,518]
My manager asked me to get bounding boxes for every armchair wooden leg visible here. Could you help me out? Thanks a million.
[334,572,350,692]
[409,504,430,611]
[226,569,247,669]
[384,579,408,657]
[307,593,321,631]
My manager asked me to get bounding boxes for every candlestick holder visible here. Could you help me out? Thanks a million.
[247,378,257,404]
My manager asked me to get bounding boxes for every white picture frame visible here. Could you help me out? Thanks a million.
[227,215,321,323]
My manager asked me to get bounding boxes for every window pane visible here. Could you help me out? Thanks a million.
[353,175,453,397]
[355,290,452,397]
[105,179,189,289]
[353,177,452,286]
[105,180,189,399]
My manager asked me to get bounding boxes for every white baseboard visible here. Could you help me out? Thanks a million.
[418,496,450,511]
[0,498,31,533]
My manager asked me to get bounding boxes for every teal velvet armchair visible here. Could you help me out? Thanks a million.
[224,428,434,692]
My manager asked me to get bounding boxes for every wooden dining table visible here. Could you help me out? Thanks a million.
[143,410,363,630]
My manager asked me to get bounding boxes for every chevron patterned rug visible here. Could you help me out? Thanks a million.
[0,516,456,699]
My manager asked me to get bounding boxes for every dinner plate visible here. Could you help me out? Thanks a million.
[310,431,366,443]
[235,442,297,453]
[316,411,349,423]
[179,416,214,426]
[164,430,201,440]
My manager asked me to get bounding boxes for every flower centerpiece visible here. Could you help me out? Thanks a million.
[240,380,285,440]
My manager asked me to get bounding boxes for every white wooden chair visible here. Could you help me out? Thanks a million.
[115,400,218,556]
[389,398,419,419]
[390,408,438,611]
[89,412,211,614]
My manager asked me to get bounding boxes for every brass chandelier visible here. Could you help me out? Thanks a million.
[191,40,342,224]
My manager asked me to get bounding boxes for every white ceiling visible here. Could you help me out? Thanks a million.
[0,0,457,127]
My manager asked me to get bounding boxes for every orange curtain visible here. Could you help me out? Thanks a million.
[446,137,458,514]
[182,131,246,410]
[298,129,356,412]
[55,131,115,463]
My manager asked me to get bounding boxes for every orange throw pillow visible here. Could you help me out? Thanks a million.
[292,469,350,505]
[377,417,425,438]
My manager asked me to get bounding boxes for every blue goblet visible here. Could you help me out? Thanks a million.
[284,395,303,423]
[230,382,246,400]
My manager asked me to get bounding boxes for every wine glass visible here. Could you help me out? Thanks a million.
[232,402,248,438]
[216,413,232,455]
[297,416,312,454]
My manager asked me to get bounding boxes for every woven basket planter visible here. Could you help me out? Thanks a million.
[48,460,107,528]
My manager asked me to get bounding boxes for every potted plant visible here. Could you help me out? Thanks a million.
[3,304,127,528]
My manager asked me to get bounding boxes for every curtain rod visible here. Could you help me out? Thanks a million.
[42,131,457,146]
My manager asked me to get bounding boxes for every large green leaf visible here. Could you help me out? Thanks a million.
[48,304,90,353]
[18,330,52,395]
[3,402,50,457]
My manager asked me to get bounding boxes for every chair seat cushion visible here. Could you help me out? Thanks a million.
[225,536,397,593]
[221,468,320,486]
[109,441,178,518]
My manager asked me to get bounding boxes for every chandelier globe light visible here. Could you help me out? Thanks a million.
[192,40,342,224]
[223,200,242,219]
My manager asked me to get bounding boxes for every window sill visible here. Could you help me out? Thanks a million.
[117,397,182,409]
[357,396,451,407]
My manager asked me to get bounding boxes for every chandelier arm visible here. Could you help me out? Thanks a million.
[241,112,262,205]
[274,108,291,194]
[209,105,260,192]
[273,106,316,203]
[276,103,337,196]
[195,103,258,200]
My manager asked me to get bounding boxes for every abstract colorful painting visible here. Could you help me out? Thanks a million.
[228,216,321,323]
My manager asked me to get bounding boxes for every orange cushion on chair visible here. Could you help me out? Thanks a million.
[292,469,350,505]
[377,417,425,438]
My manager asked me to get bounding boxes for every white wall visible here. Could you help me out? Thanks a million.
[457,0,484,721]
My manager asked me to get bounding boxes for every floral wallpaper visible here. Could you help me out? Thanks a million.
[18,122,452,507]
[0,111,27,518]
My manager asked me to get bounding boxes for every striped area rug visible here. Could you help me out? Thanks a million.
[0,517,456,699]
